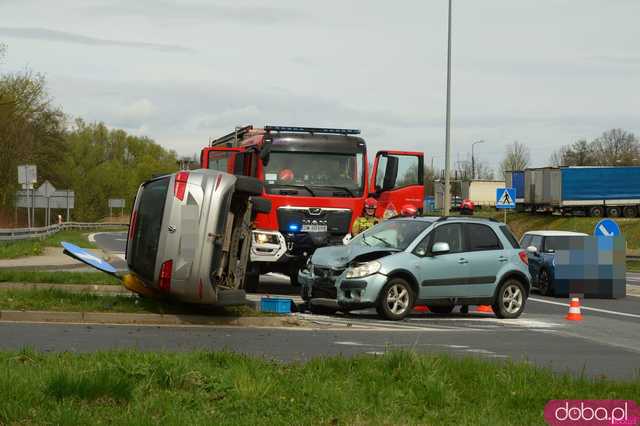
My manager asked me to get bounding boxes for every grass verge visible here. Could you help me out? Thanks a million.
[0,349,638,425]
[0,270,121,285]
[0,288,261,317]
[0,227,126,259]
[628,260,640,273]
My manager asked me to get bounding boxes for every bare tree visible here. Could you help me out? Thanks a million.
[591,129,639,166]
[562,139,594,166]
[500,141,530,177]
[455,160,494,180]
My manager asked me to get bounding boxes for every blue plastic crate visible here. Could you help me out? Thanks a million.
[260,297,292,314]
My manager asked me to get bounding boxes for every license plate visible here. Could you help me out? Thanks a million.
[302,224,328,232]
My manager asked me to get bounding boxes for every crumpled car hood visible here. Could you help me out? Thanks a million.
[311,244,399,268]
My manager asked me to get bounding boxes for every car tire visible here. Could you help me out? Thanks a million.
[537,269,553,296]
[623,206,638,218]
[376,278,415,321]
[428,306,454,314]
[234,175,263,196]
[493,279,527,319]
[251,197,271,214]
[589,206,604,217]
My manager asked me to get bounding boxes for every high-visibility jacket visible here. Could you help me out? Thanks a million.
[351,216,379,235]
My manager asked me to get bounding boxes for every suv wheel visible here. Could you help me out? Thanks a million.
[377,278,414,321]
[493,279,526,319]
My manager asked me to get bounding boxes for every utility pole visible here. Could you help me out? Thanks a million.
[472,140,484,180]
[443,0,453,216]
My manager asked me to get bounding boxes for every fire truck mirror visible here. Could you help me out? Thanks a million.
[259,139,273,166]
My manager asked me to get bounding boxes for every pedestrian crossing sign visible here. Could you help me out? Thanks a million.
[496,188,516,209]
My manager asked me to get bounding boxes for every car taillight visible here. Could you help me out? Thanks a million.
[174,171,189,201]
[519,250,528,265]
[128,210,137,241]
[159,260,173,292]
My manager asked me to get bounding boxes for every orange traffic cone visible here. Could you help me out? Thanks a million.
[414,305,430,313]
[475,305,493,313]
[566,297,583,321]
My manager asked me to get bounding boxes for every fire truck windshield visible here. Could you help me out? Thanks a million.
[264,151,365,197]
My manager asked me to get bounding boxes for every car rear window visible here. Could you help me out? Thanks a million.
[465,224,503,251]
[499,225,520,248]
[130,177,170,282]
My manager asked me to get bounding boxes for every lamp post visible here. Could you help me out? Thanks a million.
[471,140,485,180]
[443,0,453,216]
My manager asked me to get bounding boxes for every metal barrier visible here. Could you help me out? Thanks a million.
[0,222,129,241]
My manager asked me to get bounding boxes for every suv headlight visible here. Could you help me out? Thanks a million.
[345,261,381,279]
[253,232,279,245]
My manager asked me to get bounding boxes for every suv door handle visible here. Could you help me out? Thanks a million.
[458,258,469,264]
[498,256,508,262]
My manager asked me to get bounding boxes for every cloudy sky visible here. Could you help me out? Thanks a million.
[1,0,639,171]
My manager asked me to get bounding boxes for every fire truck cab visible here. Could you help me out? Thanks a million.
[200,125,424,291]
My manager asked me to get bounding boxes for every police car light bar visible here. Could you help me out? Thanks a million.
[264,125,360,135]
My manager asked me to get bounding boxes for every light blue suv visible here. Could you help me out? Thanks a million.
[299,216,531,320]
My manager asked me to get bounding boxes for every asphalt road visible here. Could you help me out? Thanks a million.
[30,231,634,380]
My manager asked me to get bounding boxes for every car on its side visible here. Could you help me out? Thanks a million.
[299,216,531,320]
[520,230,588,296]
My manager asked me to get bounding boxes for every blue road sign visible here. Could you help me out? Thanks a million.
[496,188,516,209]
[61,242,118,275]
[594,218,621,237]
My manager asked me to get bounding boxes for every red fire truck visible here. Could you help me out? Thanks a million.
[200,125,424,291]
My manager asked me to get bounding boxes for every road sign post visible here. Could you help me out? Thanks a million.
[496,187,516,223]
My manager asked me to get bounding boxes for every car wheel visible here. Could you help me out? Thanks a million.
[377,278,415,321]
[589,206,604,217]
[537,269,553,296]
[493,279,527,319]
[623,206,638,218]
[428,306,454,314]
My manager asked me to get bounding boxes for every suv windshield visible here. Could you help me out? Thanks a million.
[352,220,431,250]
[264,151,364,196]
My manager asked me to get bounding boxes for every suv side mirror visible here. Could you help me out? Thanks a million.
[526,246,538,255]
[432,242,450,255]
[415,247,427,257]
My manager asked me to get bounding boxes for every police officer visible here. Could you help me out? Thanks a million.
[352,197,379,235]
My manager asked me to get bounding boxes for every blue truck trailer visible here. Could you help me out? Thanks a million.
[547,166,640,217]
[504,170,525,203]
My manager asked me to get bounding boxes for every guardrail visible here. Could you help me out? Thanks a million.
[0,222,129,241]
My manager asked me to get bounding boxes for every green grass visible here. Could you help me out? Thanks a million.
[0,270,121,285]
[0,288,262,317]
[0,350,637,425]
[0,227,127,259]
[628,260,640,273]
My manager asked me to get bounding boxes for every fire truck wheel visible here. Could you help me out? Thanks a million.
[234,175,263,196]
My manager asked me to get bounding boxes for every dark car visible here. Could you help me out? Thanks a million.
[520,231,588,296]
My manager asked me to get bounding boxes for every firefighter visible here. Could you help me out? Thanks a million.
[351,197,379,235]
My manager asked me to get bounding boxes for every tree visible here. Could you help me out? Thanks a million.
[591,129,639,166]
[500,141,529,177]
[555,139,595,166]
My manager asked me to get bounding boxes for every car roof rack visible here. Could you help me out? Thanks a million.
[264,125,360,135]
[209,125,254,147]
[436,216,499,223]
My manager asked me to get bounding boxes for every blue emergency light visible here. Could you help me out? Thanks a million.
[288,224,300,232]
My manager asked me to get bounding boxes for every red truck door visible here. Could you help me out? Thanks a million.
[370,151,424,218]
[201,147,249,175]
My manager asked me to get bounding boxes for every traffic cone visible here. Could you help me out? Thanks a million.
[565,297,583,321]
[414,305,430,313]
[475,305,493,313]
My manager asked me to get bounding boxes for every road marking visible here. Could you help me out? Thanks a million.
[529,297,640,319]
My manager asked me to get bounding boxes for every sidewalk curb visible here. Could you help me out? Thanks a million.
[0,310,309,327]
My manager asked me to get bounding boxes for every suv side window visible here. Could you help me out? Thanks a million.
[428,223,464,254]
[465,224,503,251]
[529,235,543,251]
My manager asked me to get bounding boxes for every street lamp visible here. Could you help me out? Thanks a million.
[443,0,453,216]
[472,140,485,180]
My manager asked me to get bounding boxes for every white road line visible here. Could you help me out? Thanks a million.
[529,297,640,319]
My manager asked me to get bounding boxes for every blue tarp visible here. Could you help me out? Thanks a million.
[562,167,640,201]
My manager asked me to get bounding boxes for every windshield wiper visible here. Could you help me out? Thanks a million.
[361,234,371,246]
[369,235,392,247]
[273,184,316,197]
[311,185,356,197]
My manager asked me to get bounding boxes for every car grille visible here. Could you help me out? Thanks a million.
[313,266,345,287]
